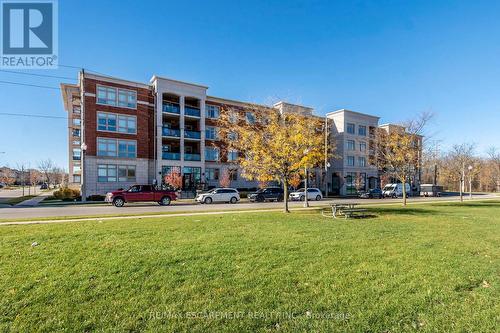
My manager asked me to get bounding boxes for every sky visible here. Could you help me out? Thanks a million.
[1,0,499,169]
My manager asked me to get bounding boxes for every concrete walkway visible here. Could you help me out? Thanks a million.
[14,191,54,207]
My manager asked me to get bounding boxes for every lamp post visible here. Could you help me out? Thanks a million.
[467,165,473,199]
[81,143,87,202]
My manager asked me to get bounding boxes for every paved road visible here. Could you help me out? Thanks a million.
[0,193,497,220]
[0,187,39,206]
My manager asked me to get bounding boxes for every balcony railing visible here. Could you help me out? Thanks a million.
[163,102,180,114]
[162,152,181,160]
[184,130,201,139]
[185,106,201,117]
[162,127,181,137]
[184,153,201,161]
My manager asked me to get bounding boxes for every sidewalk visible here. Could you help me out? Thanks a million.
[15,191,54,207]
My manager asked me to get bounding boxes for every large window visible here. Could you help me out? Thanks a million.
[118,89,137,108]
[72,148,81,161]
[346,123,355,134]
[347,140,355,151]
[227,150,239,161]
[205,104,220,119]
[72,129,81,137]
[73,163,81,174]
[97,85,137,109]
[229,169,238,181]
[358,125,367,136]
[118,165,136,182]
[246,112,256,124]
[358,156,366,167]
[98,112,137,134]
[73,175,81,183]
[97,138,136,158]
[205,126,218,140]
[206,168,219,180]
[205,147,219,161]
[345,172,357,195]
[72,118,81,126]
[359,142,367,152]
[98,164,117,182]
[347,156,355,166]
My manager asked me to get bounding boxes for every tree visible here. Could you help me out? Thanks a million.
[38,159,55,187]
[486,147,500,192]
[217,105,328,212]
[164,170,183,190]
[373,113,430,206]
[219,169,231,188]
[441,143,475,202]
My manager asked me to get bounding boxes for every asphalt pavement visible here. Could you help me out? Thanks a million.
[0,193,497,221]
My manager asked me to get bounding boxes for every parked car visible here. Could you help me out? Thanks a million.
[289,188,323,201]
[248,187,284,202]
[0,182,5,189]
[359,188,383,199]
[105,185,177,207]
[40,183,48,190]
[382,183,411,198]
[420,184,443,197]
[196,188,240,204]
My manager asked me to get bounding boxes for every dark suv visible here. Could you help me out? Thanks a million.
[248,187,284,202]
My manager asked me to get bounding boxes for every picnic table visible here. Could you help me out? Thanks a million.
[329,202,367,219]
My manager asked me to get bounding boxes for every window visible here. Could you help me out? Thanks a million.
[205,126,218,140]
[359,142,367,152]
[205,147,219,161]
[97,86,116,106]
[347,140,355,151]
[358,157,366,167]
[118,165,136,182]
[73,118,81,126]
[72,140,81,146]
[72,148,81,161]
[346,123,355,134]
[228,150,238,161]
[358,125,367,136]
[97,138,136,158]
[73,175,81,183]
[246,112,255,124]
[205,105,220,119]
[118,89,137,108]
[118,140,136,158]
[229,112,238,124]
[206,168,219,180]
[229,169,238,181]
[98,164,117,182]
[73,164,81,174]
[97,138,117,157]
[97,85,137,109]
[347,156,355,166]
[72,129,81,137]
[228,131,238,141]
[346,172,357,195]
[73,107,81,115]
[98,112,136,134]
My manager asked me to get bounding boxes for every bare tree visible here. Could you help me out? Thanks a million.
[38,159,55,188]
[487,147,500,192]
[441,143,476,202]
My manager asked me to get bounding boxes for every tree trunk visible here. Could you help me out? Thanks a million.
[283,178,290,213]
[402,177,407,206]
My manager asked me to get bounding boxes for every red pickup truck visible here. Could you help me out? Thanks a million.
[105,185,177,207]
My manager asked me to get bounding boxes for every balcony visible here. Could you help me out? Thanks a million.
[162,152,181,160]
[163,102,180,114]
[184,130,201,140]
[162,127,181,138]
[185,106,201,118]
[184,153,201,161]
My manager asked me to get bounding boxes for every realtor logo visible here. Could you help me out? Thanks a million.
[1,0,58,68]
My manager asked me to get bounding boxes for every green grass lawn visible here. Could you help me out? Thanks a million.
[1,201,499,332]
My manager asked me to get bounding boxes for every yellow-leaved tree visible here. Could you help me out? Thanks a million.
[217,105,328,212]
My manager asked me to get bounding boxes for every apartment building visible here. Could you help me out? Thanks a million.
[326,109,380,196]
[61,72,420,198]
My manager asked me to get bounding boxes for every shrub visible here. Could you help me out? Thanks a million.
[53,187,80,201]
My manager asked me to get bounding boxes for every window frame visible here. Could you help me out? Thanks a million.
[96,84,137,109]
[347,140,355,151]
[347,156,355,166]
[205,126,218,140]
[205,104,220,119]
[97,137,137,158]
[358,125,367,136]
[346,123,355,134]
[205,147,220,161]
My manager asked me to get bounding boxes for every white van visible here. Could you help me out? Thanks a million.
[382,183,411,198]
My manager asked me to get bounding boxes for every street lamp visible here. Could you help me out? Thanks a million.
[467,165,473,199]
[81,143,87,202]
